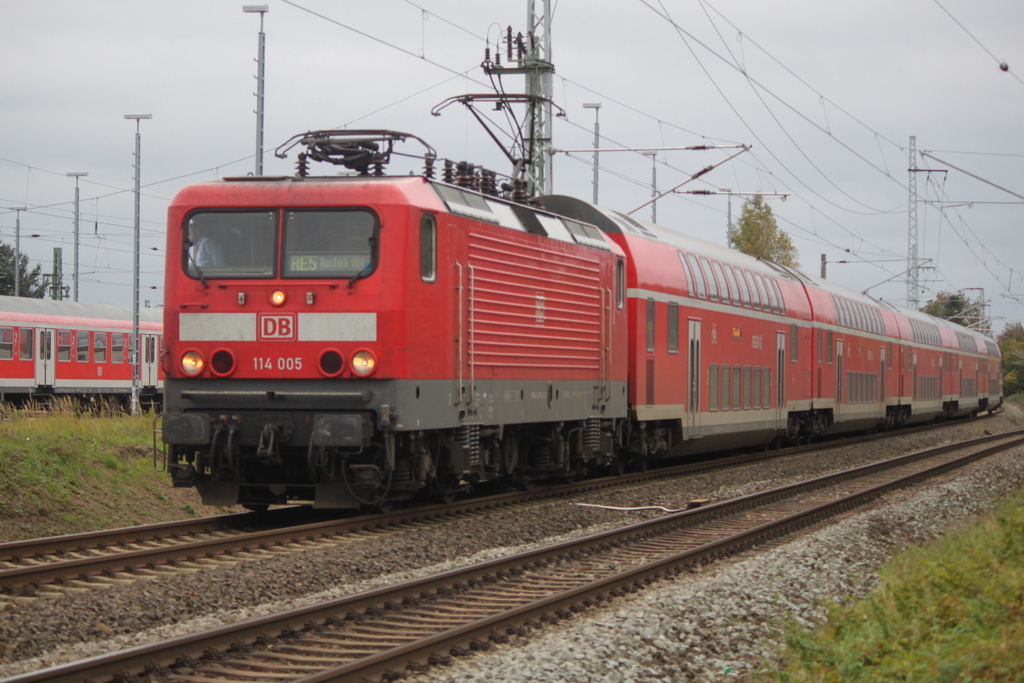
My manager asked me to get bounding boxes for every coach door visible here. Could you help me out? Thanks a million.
[687,320,701,433]
[141,334,159,386]
[776,332,786,423]
[35,328,54,387]
[835,340,844,419]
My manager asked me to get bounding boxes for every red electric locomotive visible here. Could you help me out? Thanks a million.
[0,295,162,403]
[159,131,629,510]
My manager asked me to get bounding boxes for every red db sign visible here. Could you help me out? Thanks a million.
[258,313,296,341]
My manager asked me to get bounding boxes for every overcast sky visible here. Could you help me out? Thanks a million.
[2,0,1023,331]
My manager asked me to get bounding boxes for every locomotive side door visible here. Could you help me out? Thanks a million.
[35,328,54,388]
[687,319,701,433]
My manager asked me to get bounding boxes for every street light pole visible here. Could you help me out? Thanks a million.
[125,114,151,416]
[582,102,601,204]
[66,172,88,301]
[8,207,26,297]
[243,4,269,176]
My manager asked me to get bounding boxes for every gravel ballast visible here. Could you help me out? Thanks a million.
[1,409,1022,680]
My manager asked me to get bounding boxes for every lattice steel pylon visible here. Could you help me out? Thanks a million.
[526,0,554,195]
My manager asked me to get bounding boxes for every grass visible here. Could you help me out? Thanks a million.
[0,399,227,541]
[768,487,1024,682]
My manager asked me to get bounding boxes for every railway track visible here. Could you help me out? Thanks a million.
[10,428,1022,683]
[0,413,999,605]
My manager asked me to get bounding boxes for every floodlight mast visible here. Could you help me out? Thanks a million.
[66,172,88,301]
[124,113,151,416]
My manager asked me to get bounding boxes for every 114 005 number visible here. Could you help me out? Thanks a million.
[254,357,303,370]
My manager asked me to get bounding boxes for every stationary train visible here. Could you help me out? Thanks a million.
[157,130,1002,510]
[0,295,162,403]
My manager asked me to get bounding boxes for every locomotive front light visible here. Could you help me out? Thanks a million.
[181,351,205,376]
[210,348,236,377]
[351,349,378,376]
[269,290,287,307]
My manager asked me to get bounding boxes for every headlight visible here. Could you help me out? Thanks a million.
[181,351,205,376]
[351,349,377,376]
[269,290,287,306]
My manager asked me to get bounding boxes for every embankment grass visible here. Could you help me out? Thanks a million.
[770,486,1024,681]
[0,400,214,540]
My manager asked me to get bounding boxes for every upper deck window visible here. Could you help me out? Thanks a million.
[184,210,276,280]
[283,209,378,279]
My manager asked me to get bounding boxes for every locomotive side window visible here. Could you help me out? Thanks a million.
[112,333,124,363]
[283,209,378,279]
[616,259,625,309]
[19,328,32,361]
[76,331,90,362]
[94,333,107,363]
[58,330,72,362]
[0,327,13,360]
[420,213,437,283]
[185,210,276,279]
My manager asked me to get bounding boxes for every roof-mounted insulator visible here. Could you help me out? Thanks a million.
[423,153,436,180]
[456,161,474,189]
[480,169,498,196]
[443,159,455,184]
[296,152,309,178]
[512,179,529,204]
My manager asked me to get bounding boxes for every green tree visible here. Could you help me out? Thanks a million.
[727,194,799,267]
[921,290,990,335]
[0,241,46,298]
[997,323,1024,397]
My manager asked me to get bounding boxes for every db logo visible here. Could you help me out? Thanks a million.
[258,313,296,340]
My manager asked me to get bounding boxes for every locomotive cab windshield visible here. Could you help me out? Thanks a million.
[183,209,378,281]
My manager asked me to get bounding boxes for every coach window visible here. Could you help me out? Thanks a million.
[888,342,893,370]
[817,329,823,363]
[770,279,786,314]
[698,257,718,302]
[724,265,742,306]
[721,365,731,411]
[112,333,124,364]
[616,259,625,309]
[185,210,276,279]
[731,366,741,410]
[667,303,679,353]
[0,327,12,360]
[736,269,752,308]
[94,333,107,363]
[744,271,762,311]
[57,330,72,362]
[827,330,834,364]
[763,367,772,408]
[790,324,798,363]
[284,209,378,280]
[709,364,719,412]
[19,328,33,361]
[646,298,656,353]
[419,213,437,283]
[677,251,696,297]
[685,253,707,299]
[77,331,90,362]
[711,261,730,305]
